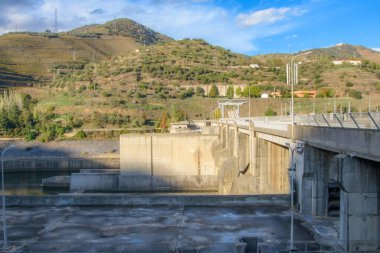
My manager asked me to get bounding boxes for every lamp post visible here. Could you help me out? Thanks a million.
[285,142,304,251]
[287,52,311,141]
[1,144,15,249]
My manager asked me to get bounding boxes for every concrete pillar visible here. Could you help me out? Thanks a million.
[301,146,338,216]
[339,156,380,251]
[257,138,268,193]
[249,123,256,176]
[221,125,226,148]
[233,124,239,158]
[226,125,230,150]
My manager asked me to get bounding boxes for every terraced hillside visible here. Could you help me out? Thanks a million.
[0,19,171,88]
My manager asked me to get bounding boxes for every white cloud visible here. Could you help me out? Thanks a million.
[237,7,306,27]
[285,34,298,40]
[0,0,309,54]
[372,48,380,52]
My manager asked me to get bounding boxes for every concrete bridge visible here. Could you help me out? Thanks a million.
[216,112,380,250]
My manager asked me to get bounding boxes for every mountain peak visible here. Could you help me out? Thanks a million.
[69,18,172,45]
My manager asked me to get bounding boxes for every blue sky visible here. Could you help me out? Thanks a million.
[1,0,380,55]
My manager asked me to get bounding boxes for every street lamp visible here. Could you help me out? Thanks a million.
[287,52,311,141]
[1,144,15,249]
[285,142,304,251]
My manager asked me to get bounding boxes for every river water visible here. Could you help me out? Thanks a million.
[4,170,78,195]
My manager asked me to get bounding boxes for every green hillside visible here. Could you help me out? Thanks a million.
[1,18,380,141]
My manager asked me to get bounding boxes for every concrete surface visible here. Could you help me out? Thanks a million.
[119,134,218,191]
[0,204,336,253]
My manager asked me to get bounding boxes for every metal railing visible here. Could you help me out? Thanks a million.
[220,112,380,130]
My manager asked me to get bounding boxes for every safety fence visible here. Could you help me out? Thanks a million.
[221,112,380,130]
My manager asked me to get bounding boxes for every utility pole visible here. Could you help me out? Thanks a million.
[369,97,371,112]
[333,98,336,114]
[54,9,58,33]
[72,48,77,61]
[113,15,117,38]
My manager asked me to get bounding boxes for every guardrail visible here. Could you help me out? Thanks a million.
[220,112,380,130]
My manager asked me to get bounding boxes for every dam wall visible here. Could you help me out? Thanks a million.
[0,140,120,171]
[214,123,290,195]
[119,134,219,191]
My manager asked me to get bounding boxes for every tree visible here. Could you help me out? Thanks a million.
[195,86,205,96]
[159,112,168,132]
[235,87,242,97]
[0,109,12,135]
[226,85,234,98]
[214,109,221,119]
[170,103,185,122]
[242,85,261,97]
[8,103,21,128]
[208,85,219,98]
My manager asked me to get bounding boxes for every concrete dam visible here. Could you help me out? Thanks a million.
[2,113,380,252]
[70,129,289,195]
[80,115,380,251]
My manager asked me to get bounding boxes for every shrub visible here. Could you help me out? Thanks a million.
[345,81,354,87]
[25,130,38,141]
[195,86,205,96]
[78,85,87,91]
[349,89,362,99]
[102,91,112,97]
[74,130,86,139]
[265,108,277,116]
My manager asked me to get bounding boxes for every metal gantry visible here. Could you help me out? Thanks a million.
[218,99,247,118]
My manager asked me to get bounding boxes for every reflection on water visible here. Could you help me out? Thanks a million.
[4,170,78,195]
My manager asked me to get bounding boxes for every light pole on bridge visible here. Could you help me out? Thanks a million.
[285,142,304,251]
[1,144,15,249]
[287,51,311,141]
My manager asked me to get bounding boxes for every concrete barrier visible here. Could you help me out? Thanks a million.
[4,194,289,206]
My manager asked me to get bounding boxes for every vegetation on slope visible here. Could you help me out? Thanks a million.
[0,19,171,87]
[1,18,380,141]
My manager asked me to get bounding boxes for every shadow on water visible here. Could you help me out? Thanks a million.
[4,170,76,195]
